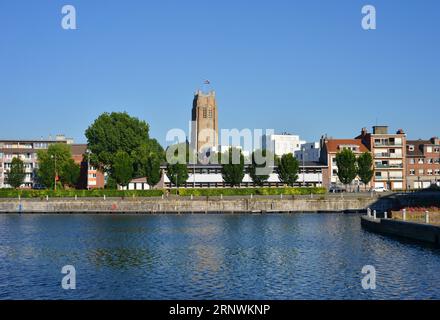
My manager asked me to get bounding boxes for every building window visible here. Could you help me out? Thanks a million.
[203,108,207,118]
[427,169,433,176]
[418,159,424,164]
[409,158,415,164]
[435,169,440,175]
[427,158,433,164]
[409,169,415,175]
[419,169,424,175]
[208,108,212,118]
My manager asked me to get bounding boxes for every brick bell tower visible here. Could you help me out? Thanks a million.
[191,90,219,155]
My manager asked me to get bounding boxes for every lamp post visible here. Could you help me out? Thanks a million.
[51,154,57,191]
[302,147,306,187]
[86,149,91,190]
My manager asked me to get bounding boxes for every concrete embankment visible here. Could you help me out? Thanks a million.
[0,197,382,214]
[361,216,440,246]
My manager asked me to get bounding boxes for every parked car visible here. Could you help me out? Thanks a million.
[373,186,388,193]
[329,185,345,193]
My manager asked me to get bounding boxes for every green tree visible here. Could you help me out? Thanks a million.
[248,149,274,186]
[111,151,134,187]
[85,112,164,174]
[357,152,374,190]
[6,157,26,189]
[145,154,162,188]
[166,163,189,188]
[277,153,299,186]
[37,144,80,189]
[60,159,81,188]
[335,148,358,188]
[220,147,245,187]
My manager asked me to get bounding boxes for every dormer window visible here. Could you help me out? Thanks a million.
[408,145,414,152]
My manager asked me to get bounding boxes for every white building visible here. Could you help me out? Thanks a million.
[295,142,321,162]
[262,133,305,157]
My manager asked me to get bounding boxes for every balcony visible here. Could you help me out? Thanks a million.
[375,164,403,169]
[374,153,403,159]
[374,142,403,147]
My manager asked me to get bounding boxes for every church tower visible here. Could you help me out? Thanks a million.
[191,90,218,155]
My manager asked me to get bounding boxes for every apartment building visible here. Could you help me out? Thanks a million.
[0,135,72,188]
[295,142,321,162]
[406,138,440,189]
[262,133,306,157]
[319,136,369,188]
[357,126,407,190]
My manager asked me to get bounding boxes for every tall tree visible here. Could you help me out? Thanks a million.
[6,157,26,189]
[145,154,162,188]
[277,153,299,186]
[335,148,358,188]
[357,152,374,190]
[111,151,134,187]
[220,147,245,187]
[248,149,274,186]
[166,163,188,188]
[85,112,164,174]
[37,144,80,189]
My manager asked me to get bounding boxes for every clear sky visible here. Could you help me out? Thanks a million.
[0,0,439,147]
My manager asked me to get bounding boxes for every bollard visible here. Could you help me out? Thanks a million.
[310,193,313,199]
[46,195,49,201]
[162,194,164,200]
[191,194,193,200]
[104,195,106,201]
[373,210,377,220]
[221,194,223,200]
[425,211,430,224]
[384,211,387,219]
[280,194,283,200]
[251,194,253,199]
[367,208,371,217]
[18,195,21,201]
[402,208,406,221]
[75,195,77,201]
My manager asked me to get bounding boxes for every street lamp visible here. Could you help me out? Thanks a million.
[86,149,91,190]
[51,154,57,191]
[302,147,306,187]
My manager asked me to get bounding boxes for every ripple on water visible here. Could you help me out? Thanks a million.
[0,213,440,299]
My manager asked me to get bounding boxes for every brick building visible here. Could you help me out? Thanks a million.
[406,138,440,189]
[319,136,369,188]
[191,90,219,155]
[71,144,105,189]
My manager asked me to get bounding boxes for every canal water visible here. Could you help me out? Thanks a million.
[0,213,439,300]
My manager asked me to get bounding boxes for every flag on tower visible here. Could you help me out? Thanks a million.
[204,80,211,85]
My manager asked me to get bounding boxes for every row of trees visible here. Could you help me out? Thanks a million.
[335,148,374,190]
[165,147,301,188]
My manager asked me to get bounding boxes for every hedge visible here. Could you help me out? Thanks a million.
[0,189,164,198]
[178,187,327,197]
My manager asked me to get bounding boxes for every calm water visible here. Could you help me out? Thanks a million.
[0,213,439,300]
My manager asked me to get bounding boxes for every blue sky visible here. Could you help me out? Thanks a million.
[0,0,439,147]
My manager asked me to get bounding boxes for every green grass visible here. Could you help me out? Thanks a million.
[178,187,326,197]
[0,189,164,198]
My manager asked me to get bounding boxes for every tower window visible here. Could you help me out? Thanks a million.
[208,108,212,118]
[203,108,207,118]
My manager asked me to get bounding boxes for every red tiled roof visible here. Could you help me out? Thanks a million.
[325,139,369,153]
